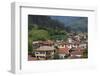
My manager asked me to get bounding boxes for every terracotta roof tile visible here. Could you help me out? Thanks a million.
[58,47,70,54]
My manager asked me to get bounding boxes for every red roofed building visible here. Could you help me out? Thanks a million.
[69,50,84,59]
[68,47,84,58]
[58,47,70,54]
[58,46,70,59]
[76,47,82,51]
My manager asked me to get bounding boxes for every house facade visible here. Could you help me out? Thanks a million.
[34,46,55,60]
[32,40,55,60]
[57,43,70,59]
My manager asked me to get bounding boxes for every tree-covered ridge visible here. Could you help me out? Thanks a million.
[28,15,88,32]
[51,16,88,32]
[66,17,88,32]
[28,15,65,31]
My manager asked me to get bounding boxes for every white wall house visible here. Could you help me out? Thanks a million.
[34,46,55,59]
[35,52,46,58]
[58,43,70,59]
[67,44,72,49]
[59,54,66,59]
[79,43,87,48]
[68,38,72,43]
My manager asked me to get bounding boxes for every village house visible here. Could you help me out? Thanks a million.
[72,43,78,48]
[74,35,81,41]
[57,42,71,59]
[67,37,73,43]
[39,40,54,46]
[67,43,72,49]
[67,41,79,49]
[32,40,54,49]
[69,47,83,58]
[34,46,55,60]
[32,41,41,49]
[32,40,55,60]
[79,43,87,49]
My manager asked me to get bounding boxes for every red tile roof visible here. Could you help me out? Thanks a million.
[71,47,82,51]
[58,47,70,54]
[70,51,83,55]
[76,47,81,51]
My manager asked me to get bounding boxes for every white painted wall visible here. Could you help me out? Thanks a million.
[59,54,65,59]
[0,0,100,76]
[35,52,46,57]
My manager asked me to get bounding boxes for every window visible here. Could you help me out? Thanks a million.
[40,52,45,54]
[35,52,39,54]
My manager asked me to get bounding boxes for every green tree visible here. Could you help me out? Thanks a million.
[29,28,50,41]
[28,38,33,53]
[28,28,51,52]
[82,49,88,58]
